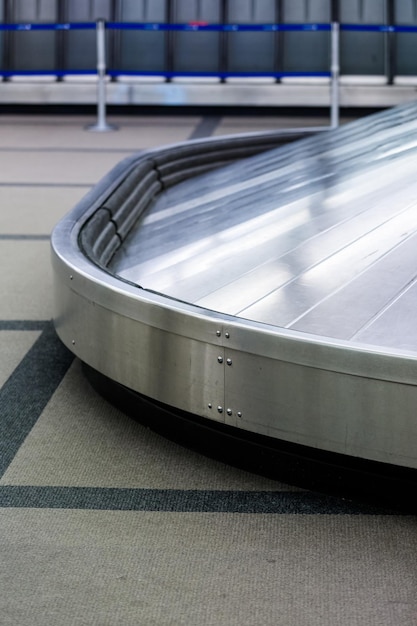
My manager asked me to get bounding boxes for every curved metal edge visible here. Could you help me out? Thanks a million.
[51,130,417,472]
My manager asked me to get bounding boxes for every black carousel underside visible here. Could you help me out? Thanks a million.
[84,364,417,514]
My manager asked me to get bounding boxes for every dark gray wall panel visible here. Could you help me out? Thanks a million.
[65,1,112,71]
[396,0,417,22]
[394,0,417,75]
[340,0,386,22]
[283,0,330,22]
[10,0,57,71]
[172,0,220,72]
[117,0,166,72]
[340,0,387,75]
[226,0,276,73]
[282,0,330,73]
[12,0,56,21]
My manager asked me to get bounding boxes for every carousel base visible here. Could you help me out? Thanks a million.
[51,103,417,513]
[84,363,417,514]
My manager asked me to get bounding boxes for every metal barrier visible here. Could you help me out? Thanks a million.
[2,20,417,129]
[0,20,339,131]
[87,19,116,132]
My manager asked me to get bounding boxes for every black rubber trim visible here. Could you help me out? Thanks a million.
[83,363,417,514]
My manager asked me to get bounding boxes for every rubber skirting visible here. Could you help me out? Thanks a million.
[83,363,417,514]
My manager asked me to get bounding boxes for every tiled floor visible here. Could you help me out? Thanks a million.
[0,111,416,626]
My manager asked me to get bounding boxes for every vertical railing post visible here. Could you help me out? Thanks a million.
[330,21,340,129]
[87,18,117,132]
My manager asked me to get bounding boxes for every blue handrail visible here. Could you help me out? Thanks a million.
[106,22,331,32]
[0,20,343,129]
[1,21,414,83]
[0,69,331,78]
[0,21,333,81]
[1,21,417,33]
[0,22,331,32]
[0,22,95,31]
[340,23,417,33]
[0,69,96,77]
[107,70,331,79]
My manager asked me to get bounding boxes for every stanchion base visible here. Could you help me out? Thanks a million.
[86,123,118,133]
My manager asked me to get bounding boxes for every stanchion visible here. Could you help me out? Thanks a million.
[87,18,117,132]
[330,21,340,129]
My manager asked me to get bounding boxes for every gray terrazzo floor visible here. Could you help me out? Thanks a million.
[0,110,416,626]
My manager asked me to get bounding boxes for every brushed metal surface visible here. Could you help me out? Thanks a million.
[225,347,417,466]
[53,278,226,422]
[51,103,417,470]
[111,105,417,351]
[2,81,417,109]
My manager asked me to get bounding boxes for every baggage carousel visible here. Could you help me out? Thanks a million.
[51,105,417,511]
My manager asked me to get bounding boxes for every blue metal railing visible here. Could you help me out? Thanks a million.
[1,20,414,80]
[1,22,417,32]
[0,21,335,80]
[2,20,415,129]
[0,22,417,33]
[106,70,331,79]
[0,21,330,32]
[0,21,414,78]
[340,23,417,32]
[0,22,95,31]
[105,22,332,32]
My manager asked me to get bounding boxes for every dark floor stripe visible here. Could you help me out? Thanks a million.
[0,234,50,240]
[0,322,74,477]
[188,116,221,140]
[0,320,49,331]
[0,486,400,514]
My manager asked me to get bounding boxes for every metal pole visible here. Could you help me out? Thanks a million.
[330,21,340,129]
[87,18,117,132]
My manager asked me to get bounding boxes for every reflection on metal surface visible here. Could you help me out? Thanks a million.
[52,103,417,480]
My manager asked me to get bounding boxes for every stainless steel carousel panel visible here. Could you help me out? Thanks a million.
[51,107,417,506]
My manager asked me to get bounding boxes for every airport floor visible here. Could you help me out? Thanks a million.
[0,108,416,626]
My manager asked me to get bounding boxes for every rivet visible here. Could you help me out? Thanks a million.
[217,406,223,413]
[225,332,230,339]
[216,330,221,337]
[71,339,75,345]
[226,408,232,416]
[217,356,223,364]
[226,358,232,366]
[208,403,212,409]
[70,275,73,280]
[237,411,242,418]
